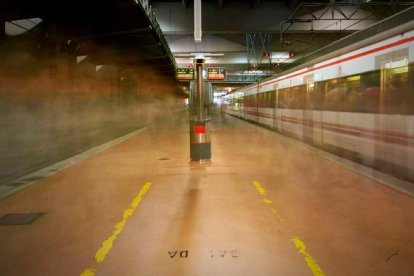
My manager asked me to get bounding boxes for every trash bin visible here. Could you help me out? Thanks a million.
[190,120,211,161]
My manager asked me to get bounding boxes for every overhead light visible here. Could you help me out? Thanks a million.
[174,53,224,57]
[174,53,193,57]
[77,55,87,63]
[201,53,224,57]
[194,0,202,43]
[5,18,42,36]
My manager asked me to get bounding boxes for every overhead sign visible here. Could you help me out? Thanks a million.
[207,67,225,80]
[176,68,195,80]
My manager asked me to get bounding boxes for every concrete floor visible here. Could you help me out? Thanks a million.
[1,114,414,276]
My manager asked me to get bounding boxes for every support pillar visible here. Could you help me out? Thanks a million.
[190,58,211,161]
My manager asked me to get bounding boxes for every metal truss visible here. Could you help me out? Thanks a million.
[246,33,273,72]
[280,1,414,45]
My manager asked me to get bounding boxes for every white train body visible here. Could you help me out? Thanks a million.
[225,25,414,183]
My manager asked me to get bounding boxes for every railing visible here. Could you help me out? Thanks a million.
[283,6,414,72]
[226,74,272,83]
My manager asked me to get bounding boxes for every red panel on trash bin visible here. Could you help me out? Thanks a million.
[194,126,206,134]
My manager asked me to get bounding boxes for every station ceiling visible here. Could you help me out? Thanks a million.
[151,0,413,92]
[1,0,176,76]
[1,0,414,92]
[152,0,413,68]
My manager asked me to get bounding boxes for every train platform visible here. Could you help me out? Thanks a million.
[1,113,414,276]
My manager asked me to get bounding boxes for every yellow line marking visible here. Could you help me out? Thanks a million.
[80,181,152,276]
[253,180,267,196]
[291,236,325,276]
[253,180,284,222]
[263,198,273,204]
[80,268,96,276]
[253,181,325,275]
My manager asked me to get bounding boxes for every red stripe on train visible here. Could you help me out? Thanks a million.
[259,35,414,88]
[277,115,413,146]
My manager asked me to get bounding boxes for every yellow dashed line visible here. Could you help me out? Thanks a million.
[253,180,267,196]
[253,180,325,276]
[263,198,273,204]
[80,181,152,276]
[291,236,325,276]
[270,207,278,214]
[80,268,96,276]
[253,180,284,222]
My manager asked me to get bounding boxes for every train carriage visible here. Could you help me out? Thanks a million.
[224,19,414,183]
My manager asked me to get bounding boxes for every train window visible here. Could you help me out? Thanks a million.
[285,88,295,108]
[246,94,254,107]
[265,92,270,108]
[344,75,363,112]
[382,58,411,114]
[245,95,250,107]
[308,82,325,110]
[324,78,346,111]
[264,92,272,108]
[268,92,272,108]
[277,89,285,108]
[360,70,380,113]
[260,93,265,107]
[306,81,314,110]
[234,93,244,108]
[293,85,306,109]
[260,92,265,108]
[270,91,276,108]
[278,86,305,109]
[278,88,288,109]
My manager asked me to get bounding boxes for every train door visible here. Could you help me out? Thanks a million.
[240,92,245,119]
[256,92,261,124]
[272,89,277,130]
[303,77,314,145]
[234,92,244,118]
[256,90,260,123]
[378,56,410,180]
[275,88,284,132]
[312,82,324,146]
[259,91,273,128]
[380,57,409,114]
[292,86,305,140]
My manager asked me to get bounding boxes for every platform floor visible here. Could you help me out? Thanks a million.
[1,114,414,276]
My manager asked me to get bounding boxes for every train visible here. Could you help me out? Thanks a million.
[223,12,414,183]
